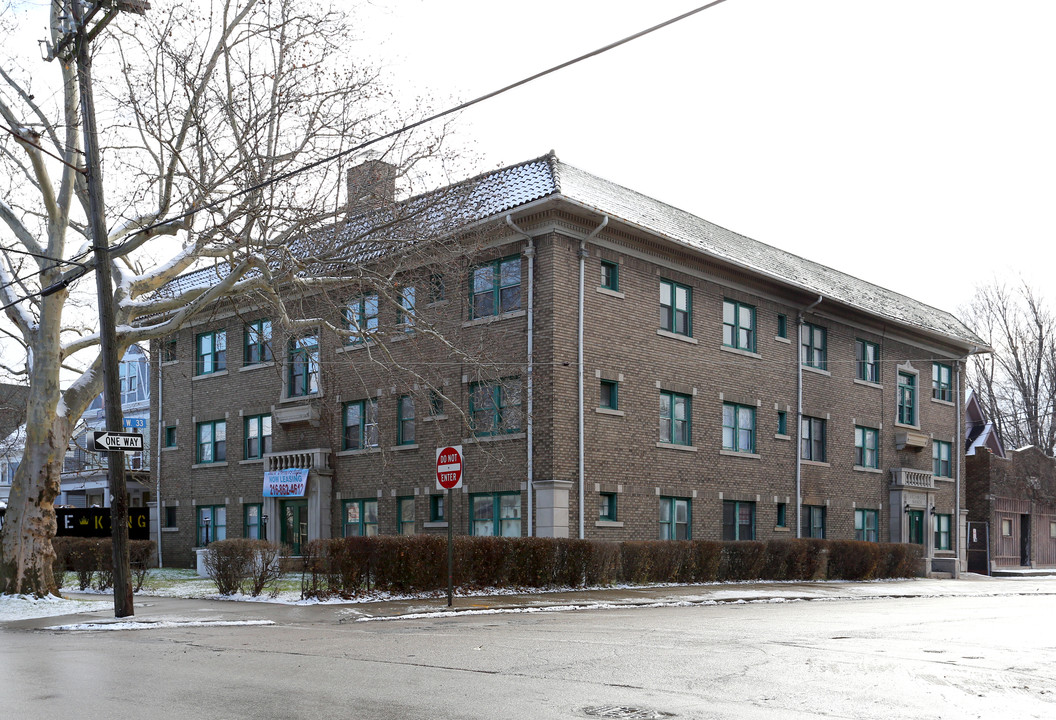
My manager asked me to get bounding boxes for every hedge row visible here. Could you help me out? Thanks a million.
[52,538,156,592]
[301,536,923,599]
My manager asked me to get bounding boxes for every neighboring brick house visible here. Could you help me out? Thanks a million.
[150,153,985,574]
[966,446,1056,570]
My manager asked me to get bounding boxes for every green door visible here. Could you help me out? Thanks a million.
[282,500,309,555]
[908,510,924,545]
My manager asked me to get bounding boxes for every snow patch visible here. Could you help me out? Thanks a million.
[45,619,275,632]
[0,594,112,621]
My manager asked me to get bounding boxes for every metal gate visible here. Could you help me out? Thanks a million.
[967,521,990,575]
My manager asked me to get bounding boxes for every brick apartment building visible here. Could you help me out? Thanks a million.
[151,153,985,574]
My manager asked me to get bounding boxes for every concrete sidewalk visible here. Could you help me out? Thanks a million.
[30,573,1055,630]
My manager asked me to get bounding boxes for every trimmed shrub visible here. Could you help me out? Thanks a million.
[203,539,283,596]
[880,542,924,578]
[827,540,883,580]
[718,541,766,581]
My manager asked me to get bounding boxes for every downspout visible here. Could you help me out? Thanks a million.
[505,216,535,536]
[954,347,978,579]
[579,216,608,539]
[155,356,164,568]
[796,295,823,538]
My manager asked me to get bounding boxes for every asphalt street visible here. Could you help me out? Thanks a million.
[1,577,1054,720]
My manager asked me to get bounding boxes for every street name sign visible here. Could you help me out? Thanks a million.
[92,430,144,452]
[436,445,463,490]
[123,417,147,429]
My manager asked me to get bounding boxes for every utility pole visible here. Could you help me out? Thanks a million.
[59,0,150,618]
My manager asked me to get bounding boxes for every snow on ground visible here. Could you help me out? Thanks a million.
[0,594,112,622]
[45,619,274,631]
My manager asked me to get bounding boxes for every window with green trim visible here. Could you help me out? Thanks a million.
[398,286,416,331]
[803,505,826,539]
[428,389,444,417]
[660,391,691,445]
[856,339,880,383]
[660,279,691,336]
[430,494,446,522]
[933,513,951,550]
[164,426,177,448]
[343,399,379,450]
[161,337,177,363]
[197,505,226,545]
[244,503,263,539]
[397,396,416,445]
[801,322,827,370]
[163,506,178,528]
[600,260,619,291]
[599,492,617,521]
[855,508,878,542]
[898,372,917,425]
[777,410,788,436]
[722,500,755,541]
[196,330,227,375]
[469,379,522,436]
[722,402,755,453]
[288,333,319,397]
[471,256,521,318]
[722,299,756,351]
[429,272,446,303]
[801,416,826,462]
[244,320,273,365]
[470,492,521,536]
[343,499,378,537]
[599,380,618,410]
[346,294,379,343]
[933,440,952,477]
[244,414,272,459]
[855,426,879,468]
[196,420,226,463]
[659,496,690,540]
[777,314,788,339]
[776,502,787,528]
[933,362,953,401]
[398,497,415,535]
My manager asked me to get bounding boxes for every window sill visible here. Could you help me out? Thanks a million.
[279,393,323,405]
[239,458,265,465]
[596,287,625,299]
[162,527,180,533]
[390,332,415,343]
[427,300,449,309]
[336,447,382,457]
[463,432,527,444]
[595,407,625,417]
[161,360,179,368]
[422,414,447,423]
[893,421,921,431]
[931,397,955,407]
[774,336,790,344]
[656,329,697,345]
[934,476,955,483]
[239,361,275,373]
[720,345,761,360]
[802,365,831,377]
[774,433,790,441]
[389,444,419,452]
[801,459,831,467]
[161,446,179,453]
[192,462,229,469]
[720,449,760,459]
[595,520,624,528]
[462,309,526,328]
[773,526,791,533]
[336,341,376,354]
[424,521,449,529]
[192,370,229,381]
[853,378,883,390]
[656,442,698,452]
[853,465,883,474]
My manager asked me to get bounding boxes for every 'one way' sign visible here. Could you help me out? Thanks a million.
[92,431,144,452]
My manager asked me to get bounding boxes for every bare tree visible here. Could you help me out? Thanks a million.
[962,280,1056,455]
[0,0,471,596]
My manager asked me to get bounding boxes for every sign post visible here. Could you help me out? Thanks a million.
[436,445,463,607]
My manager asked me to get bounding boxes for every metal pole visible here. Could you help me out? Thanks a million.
[73,0,133,617]
[446,487,453,607]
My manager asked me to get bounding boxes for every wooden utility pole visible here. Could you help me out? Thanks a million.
[64,0,150,618]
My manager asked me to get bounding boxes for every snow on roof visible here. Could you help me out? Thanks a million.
[156,153,984,348]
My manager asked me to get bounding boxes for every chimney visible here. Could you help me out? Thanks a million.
[347,159,397,213]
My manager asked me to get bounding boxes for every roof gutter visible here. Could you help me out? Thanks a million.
[796,294,823,538]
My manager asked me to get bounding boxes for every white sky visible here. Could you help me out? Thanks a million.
[7,0,1056,320]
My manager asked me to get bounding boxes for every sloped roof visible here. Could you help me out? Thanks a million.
[156,152,984,348]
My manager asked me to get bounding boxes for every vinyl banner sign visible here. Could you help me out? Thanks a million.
[263,468,309,498]
[56,507,150,540]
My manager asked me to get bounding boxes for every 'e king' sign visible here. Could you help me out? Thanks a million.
[263,468,309,497]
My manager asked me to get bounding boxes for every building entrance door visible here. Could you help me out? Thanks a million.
[282,500,309,556]
[908,510,924,545]
[1020,514,1031,566]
